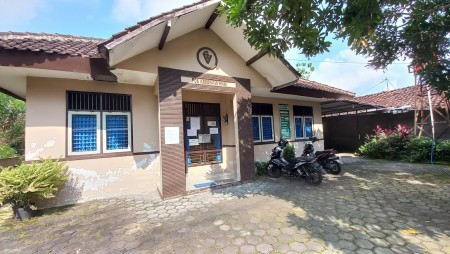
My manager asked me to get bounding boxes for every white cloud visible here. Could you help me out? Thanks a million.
[308,49,414,96]
[0,0,46,30]
[111,0,198,24]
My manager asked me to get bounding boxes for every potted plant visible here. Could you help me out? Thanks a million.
[0,158,68,221]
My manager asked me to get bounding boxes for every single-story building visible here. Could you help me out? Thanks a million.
[323,85,450,152]
[0,0,354,206]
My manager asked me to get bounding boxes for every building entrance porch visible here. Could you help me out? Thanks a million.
[182,93,238,191]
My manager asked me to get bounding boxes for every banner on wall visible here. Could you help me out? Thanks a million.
[279,104,291,139]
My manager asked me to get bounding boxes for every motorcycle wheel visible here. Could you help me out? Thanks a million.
[305,170,322,185]
[266,163,282,178]
[327,161,342,175]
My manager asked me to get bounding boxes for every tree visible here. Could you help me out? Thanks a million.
[219,0,450,97]
[296,62,315,79]
[0,93,25,153]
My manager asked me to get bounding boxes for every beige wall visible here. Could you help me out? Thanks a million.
[251,96,324,161]
[26,77,161,206]
[116,28,272,90]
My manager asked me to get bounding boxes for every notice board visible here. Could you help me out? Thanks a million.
[279,104,291,139]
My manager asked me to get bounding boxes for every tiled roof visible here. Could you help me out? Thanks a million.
[354,85,448,109]
[296,78,356,97]
[100,0,215,49]
[0,32,104,57]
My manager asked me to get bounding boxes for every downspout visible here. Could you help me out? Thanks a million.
[427,85,436,164]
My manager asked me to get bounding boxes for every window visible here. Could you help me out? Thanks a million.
[252,103,274,142]
[293,106,313,139]
[68,112,100,155]
[67,91,132,156]
[103,112,131,153]
[183,102,222,166]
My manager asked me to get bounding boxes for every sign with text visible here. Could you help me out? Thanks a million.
[279,104,291,139]
[180,76,236,88]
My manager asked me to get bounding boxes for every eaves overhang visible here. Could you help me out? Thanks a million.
[321,99,384,116]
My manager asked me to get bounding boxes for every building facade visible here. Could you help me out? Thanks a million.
[0,0,354,206]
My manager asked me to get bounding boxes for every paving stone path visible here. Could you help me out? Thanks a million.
[1,156,449,254]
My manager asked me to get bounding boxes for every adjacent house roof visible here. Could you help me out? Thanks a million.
[271,78,355,100]
[0,32,103,57]
[320,85,450,116]
[354,85,448,109]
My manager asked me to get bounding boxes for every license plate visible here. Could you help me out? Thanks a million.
[336,159,343,165]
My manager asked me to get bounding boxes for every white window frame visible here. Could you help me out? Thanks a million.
[68,111,101,156]
[102,112,132,153]
[294,116,304,139]
[304,116,314,138]
[294,116,314,139]
[252,116,261,142]
[260,115,275,142]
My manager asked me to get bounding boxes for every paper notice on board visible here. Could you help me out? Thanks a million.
[191,117,201,130]
[198,134,211,143]
[189,139,199,146]
[209,127,219,134]
[187,129,197,136]
[207,121,216,127]
[165,127,179,144]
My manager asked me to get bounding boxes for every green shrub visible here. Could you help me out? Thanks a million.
[283,144,296,161]
[358,138,390,159]
[359,124,411,160]
[436,140,450,162]
[0,158,68,208]
[255,161,268,175]
[0,145,16,159]
[404,136,433,162]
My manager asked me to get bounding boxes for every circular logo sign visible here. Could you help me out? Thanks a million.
[197,47,218,70]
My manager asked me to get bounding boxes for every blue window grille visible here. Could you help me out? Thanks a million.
[305,117,313,137]
[252,116,260,141]
[72,115,97,152]
[261,116,273,141]
[295,117,304,139]
[105,115,129,150]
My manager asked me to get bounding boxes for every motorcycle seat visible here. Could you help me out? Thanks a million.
[288,156,314,163]
[315,150,334,156]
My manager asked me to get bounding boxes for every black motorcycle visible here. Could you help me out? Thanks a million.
[302,137,343,175]
[266,139,323,185]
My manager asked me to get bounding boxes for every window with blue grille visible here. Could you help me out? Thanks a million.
[104,113,130,151]
[252,116,260,141]
[252,103,274,143]
[67,91,132,156]
[69,112,100,155]
[71,114,98,152]
[293,106,313,139]
[305,117,313,138]
[294,117,304,139]
[261,116,274,141]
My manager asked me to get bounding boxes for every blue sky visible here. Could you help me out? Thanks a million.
[0,0,414,96]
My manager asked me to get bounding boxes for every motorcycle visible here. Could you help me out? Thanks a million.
[266,139,323,185]
[301,137,343,175]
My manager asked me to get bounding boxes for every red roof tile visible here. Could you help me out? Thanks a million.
[354,85,448,109]
[296,78,355,97]
[0,32,104,57]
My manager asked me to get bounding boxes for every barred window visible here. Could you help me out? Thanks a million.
[252,103,274,142]
[293,106,313,139]
[67,91,132,156]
